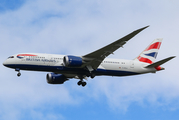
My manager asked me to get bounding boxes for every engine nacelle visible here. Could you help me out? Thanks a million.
[63,55,83,67]
[46,73,67,84]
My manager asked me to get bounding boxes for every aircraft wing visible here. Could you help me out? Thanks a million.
[82,26,149,71]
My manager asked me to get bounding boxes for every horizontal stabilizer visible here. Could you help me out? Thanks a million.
[145,56,176,68]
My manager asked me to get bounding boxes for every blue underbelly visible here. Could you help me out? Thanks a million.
[5,64,139,76]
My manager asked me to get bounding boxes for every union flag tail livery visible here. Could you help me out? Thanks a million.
[135,38,163,64]
[3,26,175,87]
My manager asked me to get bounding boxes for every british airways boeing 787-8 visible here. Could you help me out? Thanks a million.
[3,26,175,87]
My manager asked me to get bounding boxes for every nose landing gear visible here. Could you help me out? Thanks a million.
[15,68,21,77]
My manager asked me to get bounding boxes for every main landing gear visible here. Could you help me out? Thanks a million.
[77,73,95,87]
[77,80,87,87]
[77,75,87,87]
[15,68,21,77]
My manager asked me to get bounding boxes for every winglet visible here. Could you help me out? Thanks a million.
[145,56,176,70]
[132,26,149,36]
[139,25,150,31]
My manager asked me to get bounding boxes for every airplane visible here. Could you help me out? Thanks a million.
[3,26,175,87]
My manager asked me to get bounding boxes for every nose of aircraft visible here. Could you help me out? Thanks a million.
[3,58,16,69]
[3,60,7,66]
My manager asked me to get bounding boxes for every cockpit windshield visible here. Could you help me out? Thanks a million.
[8,56,14,59]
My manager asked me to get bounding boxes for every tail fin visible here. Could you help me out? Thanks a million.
[134,38,163,64]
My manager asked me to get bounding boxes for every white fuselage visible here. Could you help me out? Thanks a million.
[3,53,157,77]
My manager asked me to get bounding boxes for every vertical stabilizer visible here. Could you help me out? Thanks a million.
[134,38,163,64]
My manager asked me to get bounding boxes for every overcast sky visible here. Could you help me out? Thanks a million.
[0,0,179,120]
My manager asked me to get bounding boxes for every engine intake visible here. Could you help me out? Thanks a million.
[63,55,83,67]
[46,73,67,84]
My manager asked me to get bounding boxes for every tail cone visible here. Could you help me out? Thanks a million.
[155,66,165,71]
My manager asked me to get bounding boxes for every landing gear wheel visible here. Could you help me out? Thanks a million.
[77,81,82,86]
[91,74,95,79]
[17,72,21,77]
[77,81,87,87]
[82,82,87,87]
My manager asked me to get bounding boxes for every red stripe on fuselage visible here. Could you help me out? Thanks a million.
[145,42,161,51]
[137,56,153,64]
[17,54,37,56]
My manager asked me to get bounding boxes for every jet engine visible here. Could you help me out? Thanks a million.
[63,55,83,67]
[46,73,68,84]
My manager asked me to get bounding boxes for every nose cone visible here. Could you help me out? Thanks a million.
[3,60,7,67]
[3,59,16,69]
